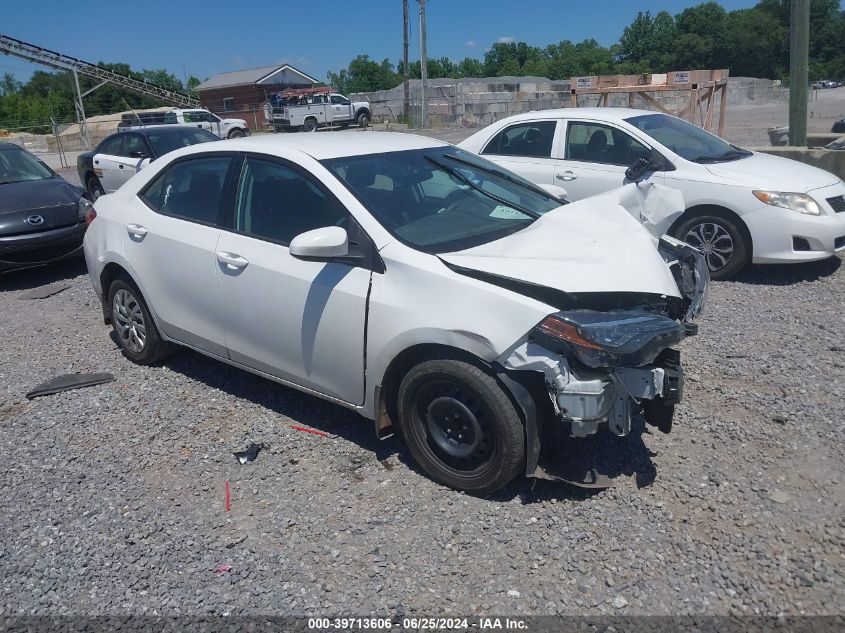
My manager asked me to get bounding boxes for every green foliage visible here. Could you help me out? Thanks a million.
[0,62,194,134]
[329,0,845,92]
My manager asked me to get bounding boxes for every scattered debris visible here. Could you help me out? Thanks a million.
[612,595,629,609]
[26,373,115,399]
[288,457,299,465]
[768,488,791,504]
[179,446,192,457]
[507,589,520,598]
[379,457,395,471]
[18,282,72,300]
[224,481,231,512]
[772,414,788,424]
[830,345,844,352]
[213,564,231,575]
[290,425,329,438]
[233,442,267,464]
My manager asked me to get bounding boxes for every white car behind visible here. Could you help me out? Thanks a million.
[83,133,707,494]
[459,108,845,279]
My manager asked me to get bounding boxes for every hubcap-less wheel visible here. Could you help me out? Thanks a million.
[413,379,494,473]
[112,288,146,354]
[89,179,104,201]
[684,221,734,273]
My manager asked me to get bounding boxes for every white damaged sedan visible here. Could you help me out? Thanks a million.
[83,133,708,494]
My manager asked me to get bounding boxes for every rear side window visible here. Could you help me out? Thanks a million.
[235,156,347,245]
[140,155,232,226]
[565,121,649,166]
[481,121,557,158]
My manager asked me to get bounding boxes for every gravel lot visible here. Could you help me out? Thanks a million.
[2,120,845,619]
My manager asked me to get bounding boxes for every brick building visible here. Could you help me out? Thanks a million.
[195,64,319,130]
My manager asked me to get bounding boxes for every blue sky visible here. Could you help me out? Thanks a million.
[0,1,802,85]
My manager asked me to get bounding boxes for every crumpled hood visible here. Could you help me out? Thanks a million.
[0,177,82,215]
[705,152,840,191]
[440,185,682,298]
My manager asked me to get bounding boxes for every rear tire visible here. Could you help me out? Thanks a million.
[397,359,525,495]
[672,212,749,280]
[303,118,318,133]
[87,175,104,201]
[108,276,171,365]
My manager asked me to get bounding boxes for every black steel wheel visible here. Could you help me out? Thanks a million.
[397,359,525,494]
[87,175,104,201]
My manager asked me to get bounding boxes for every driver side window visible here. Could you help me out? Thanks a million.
[566,122,649,166]
[235,156,348,245]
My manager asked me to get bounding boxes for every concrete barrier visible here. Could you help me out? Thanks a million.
[749,146,845,180]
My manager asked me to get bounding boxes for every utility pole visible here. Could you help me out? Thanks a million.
[403,0,410,123]
[419,0,428,128]
[788,0,810,146]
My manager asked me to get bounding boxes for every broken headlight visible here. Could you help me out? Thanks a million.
[533,311,685,368]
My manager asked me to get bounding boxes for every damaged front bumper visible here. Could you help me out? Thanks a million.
[498,237,708,487]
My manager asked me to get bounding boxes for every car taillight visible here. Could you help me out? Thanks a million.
[85,206,97,225]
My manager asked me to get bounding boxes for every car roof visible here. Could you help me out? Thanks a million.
[184,132,449,160]
[497,107,658,123]
[111,126,212,138]
[0,142,24,151]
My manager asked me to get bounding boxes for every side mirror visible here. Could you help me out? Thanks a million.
[537,183,568,201]
[289,226,348,260]
[625,157,653,183]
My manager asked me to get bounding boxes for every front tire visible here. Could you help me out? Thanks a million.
[356,111,370,128]
[87,175,104,201]
[673,213,749,280]
[397,359,525,495]
[228,128,245,138]
[108,276,170,365]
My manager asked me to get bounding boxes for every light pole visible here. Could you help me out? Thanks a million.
[419,0,428,128]
[788,0,810,146]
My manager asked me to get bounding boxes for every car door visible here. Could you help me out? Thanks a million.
[478,120,560,186]
[330,94,352,124]
[183,110,214,135]
[109,133,150,188]
[96,135,126,193]
[214,154,371,404]
[125,153,236,357]
[554,120,654,200]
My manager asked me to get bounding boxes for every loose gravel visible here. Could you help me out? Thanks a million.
[3,127,845,617]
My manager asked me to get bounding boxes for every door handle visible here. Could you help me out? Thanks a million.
[556,171,577,181]
[216,251,249,270]
[126,223,147,238]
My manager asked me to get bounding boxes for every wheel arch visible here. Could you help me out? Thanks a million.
[374,342,545,475]
[669,203,753,259]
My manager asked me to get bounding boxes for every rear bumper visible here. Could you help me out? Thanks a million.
[0,222,87,272]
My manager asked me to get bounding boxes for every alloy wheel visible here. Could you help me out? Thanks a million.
[112,288,146,354]
[684,221,734,273]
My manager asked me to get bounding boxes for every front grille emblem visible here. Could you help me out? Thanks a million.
[25,215,45,226]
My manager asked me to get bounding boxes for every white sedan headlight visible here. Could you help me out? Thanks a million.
[752,190,821,216]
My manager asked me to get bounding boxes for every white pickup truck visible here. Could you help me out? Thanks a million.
[271,93,371,132]
[118,108,250,139]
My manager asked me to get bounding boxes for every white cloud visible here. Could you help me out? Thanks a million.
[465,40,477,48]
[496,36,515,44]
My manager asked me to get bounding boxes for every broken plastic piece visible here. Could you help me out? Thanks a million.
[18,282,72,300]
[290,425,329,438]
[233,442,266,464]
[213,564,232,575]
[26,372,115,399]
[531,464,615,489]
[224,481,231,512]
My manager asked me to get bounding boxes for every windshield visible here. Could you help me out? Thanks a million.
[625,113,751,164]
[0,147,55,184]
[145,129,218,157]
[323,147,564,253]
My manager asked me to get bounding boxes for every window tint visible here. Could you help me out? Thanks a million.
[122,134,147,158]
[330,94,350,105]
[481,121,557,158]
[140,155,231,225]
[98,136,123,156]
[565,122,649,166]
[235,157,347,245]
